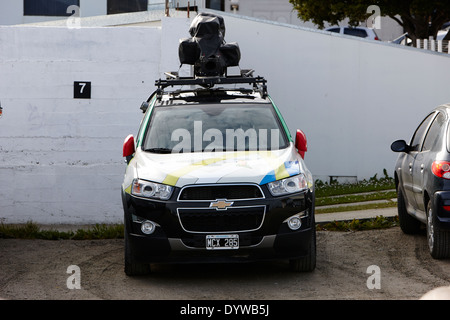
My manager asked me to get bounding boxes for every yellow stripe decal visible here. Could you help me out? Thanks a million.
[162,151,286,186]
[163,156,227,186]
[274,163,290,180]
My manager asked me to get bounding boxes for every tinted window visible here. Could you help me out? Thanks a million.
[328,28,341,33]
[107,0,148,14]
[143,103,289,153]
[206,0,224,11]
[344,28,368,38]
[24,0,79,16]
[410,113,435,151]
[423,112,446,151]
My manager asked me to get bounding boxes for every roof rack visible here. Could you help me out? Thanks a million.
[154,69,268,100]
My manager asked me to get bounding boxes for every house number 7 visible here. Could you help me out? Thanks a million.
[74,81,91,99]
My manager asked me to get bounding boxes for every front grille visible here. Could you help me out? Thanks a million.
[178,206,265,232]
[178,185,264,201]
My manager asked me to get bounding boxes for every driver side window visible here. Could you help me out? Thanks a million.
[410,112,435,151]
[422,112,445,152]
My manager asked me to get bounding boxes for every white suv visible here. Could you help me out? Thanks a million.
[120,12,316,275]
[326,26,380,40]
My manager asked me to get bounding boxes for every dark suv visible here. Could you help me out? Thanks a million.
[120,13,316,275]
[391,104,450,259]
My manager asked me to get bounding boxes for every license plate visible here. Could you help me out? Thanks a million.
[206,234,239,250]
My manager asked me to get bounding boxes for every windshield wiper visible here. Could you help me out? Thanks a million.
[144,148,172,154]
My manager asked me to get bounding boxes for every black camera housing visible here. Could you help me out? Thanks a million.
[178,13,241,77]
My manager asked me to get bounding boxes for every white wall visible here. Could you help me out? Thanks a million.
[221,14,450,181]
[0,24,163,224]
[1,12,450,224]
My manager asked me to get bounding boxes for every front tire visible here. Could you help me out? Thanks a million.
[290,224,316,272]
[124,223,151,276]
[426,200,450,259]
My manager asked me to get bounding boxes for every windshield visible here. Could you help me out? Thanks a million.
[143,103,289,153]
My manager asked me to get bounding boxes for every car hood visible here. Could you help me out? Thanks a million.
[135,145,305,188]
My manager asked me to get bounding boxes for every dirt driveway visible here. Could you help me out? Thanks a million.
[0,227,449,301]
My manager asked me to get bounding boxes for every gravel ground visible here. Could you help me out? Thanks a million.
[1,227,449,300]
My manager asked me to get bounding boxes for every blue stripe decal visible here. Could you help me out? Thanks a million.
[260,161,300,185]
[260,170,276,185]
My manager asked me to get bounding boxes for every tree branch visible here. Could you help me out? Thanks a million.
[389,15,404,27]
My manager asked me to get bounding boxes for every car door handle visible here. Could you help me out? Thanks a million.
[420,164,424,172]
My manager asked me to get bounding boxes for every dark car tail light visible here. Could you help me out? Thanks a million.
[431,161,450,179]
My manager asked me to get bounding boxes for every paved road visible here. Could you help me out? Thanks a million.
[316,207,398,223]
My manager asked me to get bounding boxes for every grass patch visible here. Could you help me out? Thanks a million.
[316,215,399,232]
[315,169,395,198]
[316,190,397,207]
[0,222,124,240]
[314,169,397,211]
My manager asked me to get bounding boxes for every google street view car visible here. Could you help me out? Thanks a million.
[121,13,315,275]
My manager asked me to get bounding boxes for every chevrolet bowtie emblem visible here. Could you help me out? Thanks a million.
[210,199,234,210]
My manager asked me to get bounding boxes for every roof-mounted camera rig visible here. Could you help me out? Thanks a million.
[147,12,267,108]
[179,12,240,77]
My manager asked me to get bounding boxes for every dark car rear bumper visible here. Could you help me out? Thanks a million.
[433,191,450,230]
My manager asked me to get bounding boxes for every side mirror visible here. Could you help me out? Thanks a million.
[140,101,149,113]
[123,134,135,163]
[295,129,307,159]
[391,140,410,153]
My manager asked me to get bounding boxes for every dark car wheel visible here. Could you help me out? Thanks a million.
[397,188,422,234]
[289,225,316,272]
[426,200,450,259]
[124,226,151,276]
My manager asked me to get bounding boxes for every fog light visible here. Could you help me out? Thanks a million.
[287,216,302,230]
[141,220,156,235]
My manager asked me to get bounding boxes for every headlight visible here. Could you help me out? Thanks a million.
[131,179,173,200]
[267,174,308,196]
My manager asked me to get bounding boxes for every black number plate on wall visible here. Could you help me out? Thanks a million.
[74,81,91,99]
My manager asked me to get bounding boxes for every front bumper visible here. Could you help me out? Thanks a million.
[122,185,315,264]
